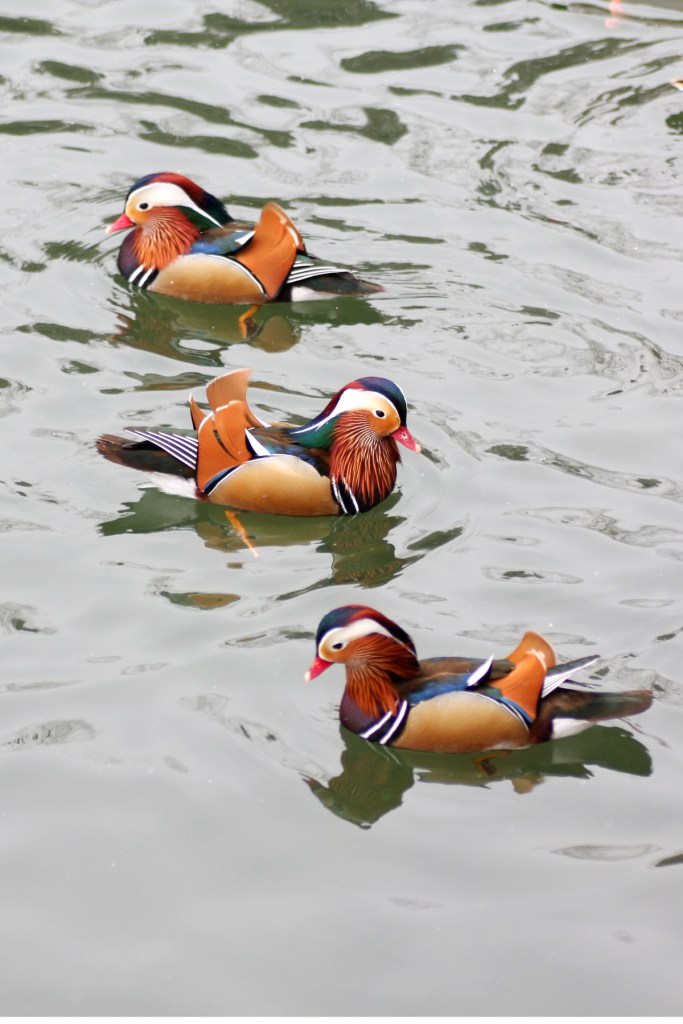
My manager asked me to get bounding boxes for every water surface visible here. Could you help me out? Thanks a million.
[1,0,682,1014]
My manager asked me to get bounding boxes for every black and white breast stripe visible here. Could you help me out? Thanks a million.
[360,700,409,745]
[127,265,160,289]
[330,475,360,515]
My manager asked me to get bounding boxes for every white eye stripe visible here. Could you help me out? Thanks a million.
[127,182,224,227]
[330,388,395,418]
[320,618,396,651]
[300,389,398,434]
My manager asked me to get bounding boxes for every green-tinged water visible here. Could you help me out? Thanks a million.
[1,0,682,1014]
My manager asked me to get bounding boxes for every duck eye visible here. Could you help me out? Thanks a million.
[331,641,344,651]
[138,202,149,211]
[374,409,386,418]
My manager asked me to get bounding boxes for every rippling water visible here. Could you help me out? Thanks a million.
[2,0,682,1014]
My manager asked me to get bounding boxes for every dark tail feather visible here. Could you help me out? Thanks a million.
[532,688,653,742]
[96,434,195,478]
[561,688,653,722]
[281,271,384,299]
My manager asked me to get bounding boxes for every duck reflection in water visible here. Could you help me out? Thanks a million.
[98,490,420,593]
[110,291,300,357]
[305,725,653,828]
[105,171,384,339]
[109,284,393,362]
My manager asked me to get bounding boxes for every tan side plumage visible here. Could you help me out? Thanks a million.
[207,454,339,516]
[149,253,268,304]
[392,691,531,754]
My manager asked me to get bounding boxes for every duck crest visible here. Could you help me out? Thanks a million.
[128,172,232,226]
[346,634,420,718]
[132,209,201,270]
[329,413,400,514]
[287,385,356,449]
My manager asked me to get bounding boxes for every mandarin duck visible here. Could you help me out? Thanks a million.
[106,172,382,332]
[306,605,653,754]
[97,368,421,516]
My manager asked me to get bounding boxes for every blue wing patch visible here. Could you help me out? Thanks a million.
[190,230,255,257]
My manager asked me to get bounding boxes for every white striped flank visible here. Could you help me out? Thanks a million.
[127,428,198,471]
[360,709,394,740]
[330,475,348,514]
[466,656,493,688]
[379,701,409,745]
[128,265,145,284]
[330,476,359,514]
[138,266,157,288]
[358,701,410,745]
[335,476,359,514]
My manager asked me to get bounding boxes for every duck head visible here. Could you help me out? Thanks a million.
[306,605,420,716]
[106,172,232,235]
[292,377,421,452]
[292,377,421,514]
